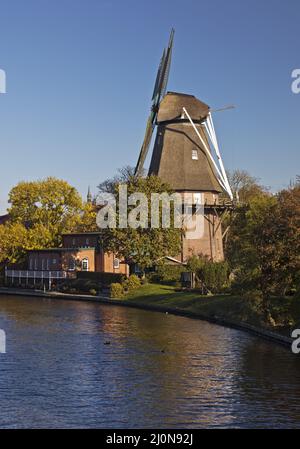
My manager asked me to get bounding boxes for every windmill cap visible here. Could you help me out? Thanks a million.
[157,91,210,123]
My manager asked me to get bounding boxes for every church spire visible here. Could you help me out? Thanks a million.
[87,186,92,204]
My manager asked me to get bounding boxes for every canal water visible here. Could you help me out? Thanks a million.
[0,295,299,429]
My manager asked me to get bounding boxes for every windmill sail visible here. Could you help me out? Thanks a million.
[135,29,174,176]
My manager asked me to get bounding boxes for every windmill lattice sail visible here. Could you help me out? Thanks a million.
[135,29,174,176]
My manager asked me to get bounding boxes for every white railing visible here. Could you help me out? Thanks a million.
[5,269,69,279]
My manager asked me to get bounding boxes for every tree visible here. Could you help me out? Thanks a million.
[75,202,98,232]
[0,222,29,265]
[276,185,300,292]
[226,186,300,322]
[97,166,139,194]
[8,177,83,232]
[227,169,268,203]
[0,178,86,265]
[97,175,182,271]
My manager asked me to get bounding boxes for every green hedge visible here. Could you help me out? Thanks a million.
[147,265,185,283]
[58,278,100,294]
[186,256,229,293]
[110,283,125,299]
[77,271,126,285]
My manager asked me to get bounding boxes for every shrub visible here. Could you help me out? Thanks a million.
[58,279,100,294]
[77,271,125,285]
[186,255,206,273]
[150,265,185,283]
[186,256,229,294]
[89,289,97,296]
[110,283,124,299]
[123,274,141,292]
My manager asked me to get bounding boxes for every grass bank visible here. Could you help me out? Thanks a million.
[0,283,297,346]
[125,283,300,337]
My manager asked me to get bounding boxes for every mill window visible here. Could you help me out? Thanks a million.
[192,149,198,160]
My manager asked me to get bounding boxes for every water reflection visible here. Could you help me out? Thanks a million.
[0,295,299,428]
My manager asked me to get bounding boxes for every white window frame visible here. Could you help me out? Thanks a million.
[113,258,120,269]
[192,149,198,160]
[81,258,89,271]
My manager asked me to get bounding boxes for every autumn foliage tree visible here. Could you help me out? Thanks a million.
[0,177,88,265]
[226,185,300,319]
[227,169,268,203]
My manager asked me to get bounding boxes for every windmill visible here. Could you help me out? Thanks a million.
[135,29,234,262]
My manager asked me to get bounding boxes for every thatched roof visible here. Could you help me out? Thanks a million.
[149,121,223,192]
[157,92,209,123]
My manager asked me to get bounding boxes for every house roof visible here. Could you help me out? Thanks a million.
[163,256,187,266]
[28,247,96,253]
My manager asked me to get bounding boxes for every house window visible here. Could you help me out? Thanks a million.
[52,259,57,265]
[34,258,37,270]
[29,258,33,270]
[113,258,120,269]
[81,258,89,271]
[192,149,198,160]
[86,238,89,246]
[46,259,49,270]
[72,238,76,246]
[41,259,45,270]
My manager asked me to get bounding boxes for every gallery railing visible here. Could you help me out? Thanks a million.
[5,269,76,280]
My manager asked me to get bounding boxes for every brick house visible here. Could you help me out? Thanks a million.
[5,231,129,285]
[27,232,129,275]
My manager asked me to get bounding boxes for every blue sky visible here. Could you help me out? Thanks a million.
[0,0,299,213]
